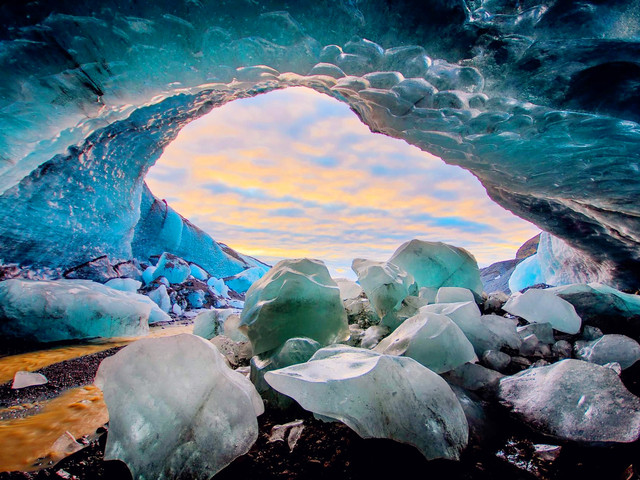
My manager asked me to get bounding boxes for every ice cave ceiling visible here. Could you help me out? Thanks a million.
[0,0,639,288]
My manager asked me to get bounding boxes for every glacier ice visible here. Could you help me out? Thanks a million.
[351,258,417,329]
[95,334,263,480]
[0,0,640,295]
[503,289,582,334]
[574,335,640,370]
[264,345,469,460]
[499,359,640,443]
[250,337,321,409]
[422,302,521,355]
[389,240,483,299]
[240,259,349,355]
[374,311,477,373]
[0,279,170,342]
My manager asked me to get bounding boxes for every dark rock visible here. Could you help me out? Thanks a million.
[516,234,540,260]
[480,259,520,294]
[63,256,117,283]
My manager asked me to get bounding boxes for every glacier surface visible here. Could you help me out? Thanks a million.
[0,0,639,289]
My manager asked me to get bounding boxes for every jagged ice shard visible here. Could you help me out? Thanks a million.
[0,0,640,291]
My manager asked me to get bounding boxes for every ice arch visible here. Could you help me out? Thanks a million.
[0,0,639,287]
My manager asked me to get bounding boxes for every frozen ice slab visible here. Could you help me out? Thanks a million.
[240,259,349,355]
[375,312,477,373]
[351,258,417,328]
[389,240,483,299]
[574,335,640,370]
[503,289,582,334]
[151,253,190,285]
[265,345,468,461]
[499,359,640,443]
[250,337,321,409]
[422,302,521,355]
[96,334,263,480]
[225,267,265,294]
[0,279,166,342]
[192,308,235,340]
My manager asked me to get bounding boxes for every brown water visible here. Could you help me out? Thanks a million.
[0,324,194,472]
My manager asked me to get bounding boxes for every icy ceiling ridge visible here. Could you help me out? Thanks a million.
[0,0,639,286]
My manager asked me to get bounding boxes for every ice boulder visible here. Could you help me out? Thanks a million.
[422,302,521,355]
[95,334,263,480]
[151,253,190,285]
[265,345,468,460]
[374,312,477,373]
[334,278,364,301]
[250,337,321,408]
[0,279,167,342]
[499,359,640,443]
[240,259,349,355]
[193,309,236,340]
[147,284,171,314]
[224,267,265,294]
[63,255,118,283]
[351,258,417,329]
[503,289,582,334]
[105,278,142,293]
[574,335,640,370]
[389,240,483,299]
[207,277,230,298]
[189,264,209,281]
[436,287,476,304]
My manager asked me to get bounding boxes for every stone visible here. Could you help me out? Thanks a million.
[481,350,511,372]
[499,359,640,443]
[95,334,263,480]
[574,334,640,370]
[374,312,477,373]
[503,289,582,334]
[344,297,380,328]
[441,362,504,393]
[484,291,509,312]
[0,279,166,342]
[351,258,417,329]
[517,322,556,345]
[210,335,253,367]
[389,240,483,299]
[240,259,349,355]
[552,340,572,359]
[63,256,118,283]
[265,345,469,461]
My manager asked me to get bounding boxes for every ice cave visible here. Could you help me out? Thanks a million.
[1,1,640,479]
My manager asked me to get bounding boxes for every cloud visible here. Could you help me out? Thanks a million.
[145,87,541,278]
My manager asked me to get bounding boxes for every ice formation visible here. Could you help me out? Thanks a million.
[389,240,483,298]
[499,359,640,443]
[240,259,349,355]
[0,279,170,342]
[351,258,417,328]
[0,0,639,293]
[503,289,582,334]
[374,311,477,373]
[95,334,263,480]
[265,345,469,460]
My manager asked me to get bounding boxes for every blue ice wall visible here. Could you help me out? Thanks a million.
[0,0,639,287]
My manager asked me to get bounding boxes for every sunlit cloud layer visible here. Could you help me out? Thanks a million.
[146,87,540,278]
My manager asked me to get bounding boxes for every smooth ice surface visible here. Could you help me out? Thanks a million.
[0,279,163,342]
[436,287,476,304]
[240,259,349,355]
[12,371,48,389]
[351,258,417,328]
[95,334,263,480]
[374,311,477,373]
[225,267,266,294]
[503,289,582,334]
[499,359,640,443]
[193,309,235,340]
[265,345,469,460]
[104,278,142,293]
[574,335,640,370]
[422,302,521,355]
[389,240,483,298]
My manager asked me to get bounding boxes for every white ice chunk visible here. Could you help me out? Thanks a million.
[95,334,263,480]
[334,277,364,301]
[265,345,468,460]
[503,289,582,334]
[193,308,235,340]
[12,371,48,389]
[147,284,171,313]
[105,278,142,293]
[436,287,476,304]
[207,276,230,298]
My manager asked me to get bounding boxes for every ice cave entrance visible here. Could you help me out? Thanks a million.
[146,87,540,279]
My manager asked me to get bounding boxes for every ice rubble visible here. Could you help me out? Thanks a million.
[351,258,417,329]
[95,334,263,480]
[240,259,349,355]
[265,345,469,461]
[499,359,640,443]
[0,279,171,342]
[374,311,477,373]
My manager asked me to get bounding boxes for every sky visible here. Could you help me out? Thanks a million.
[146,87,540,279]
